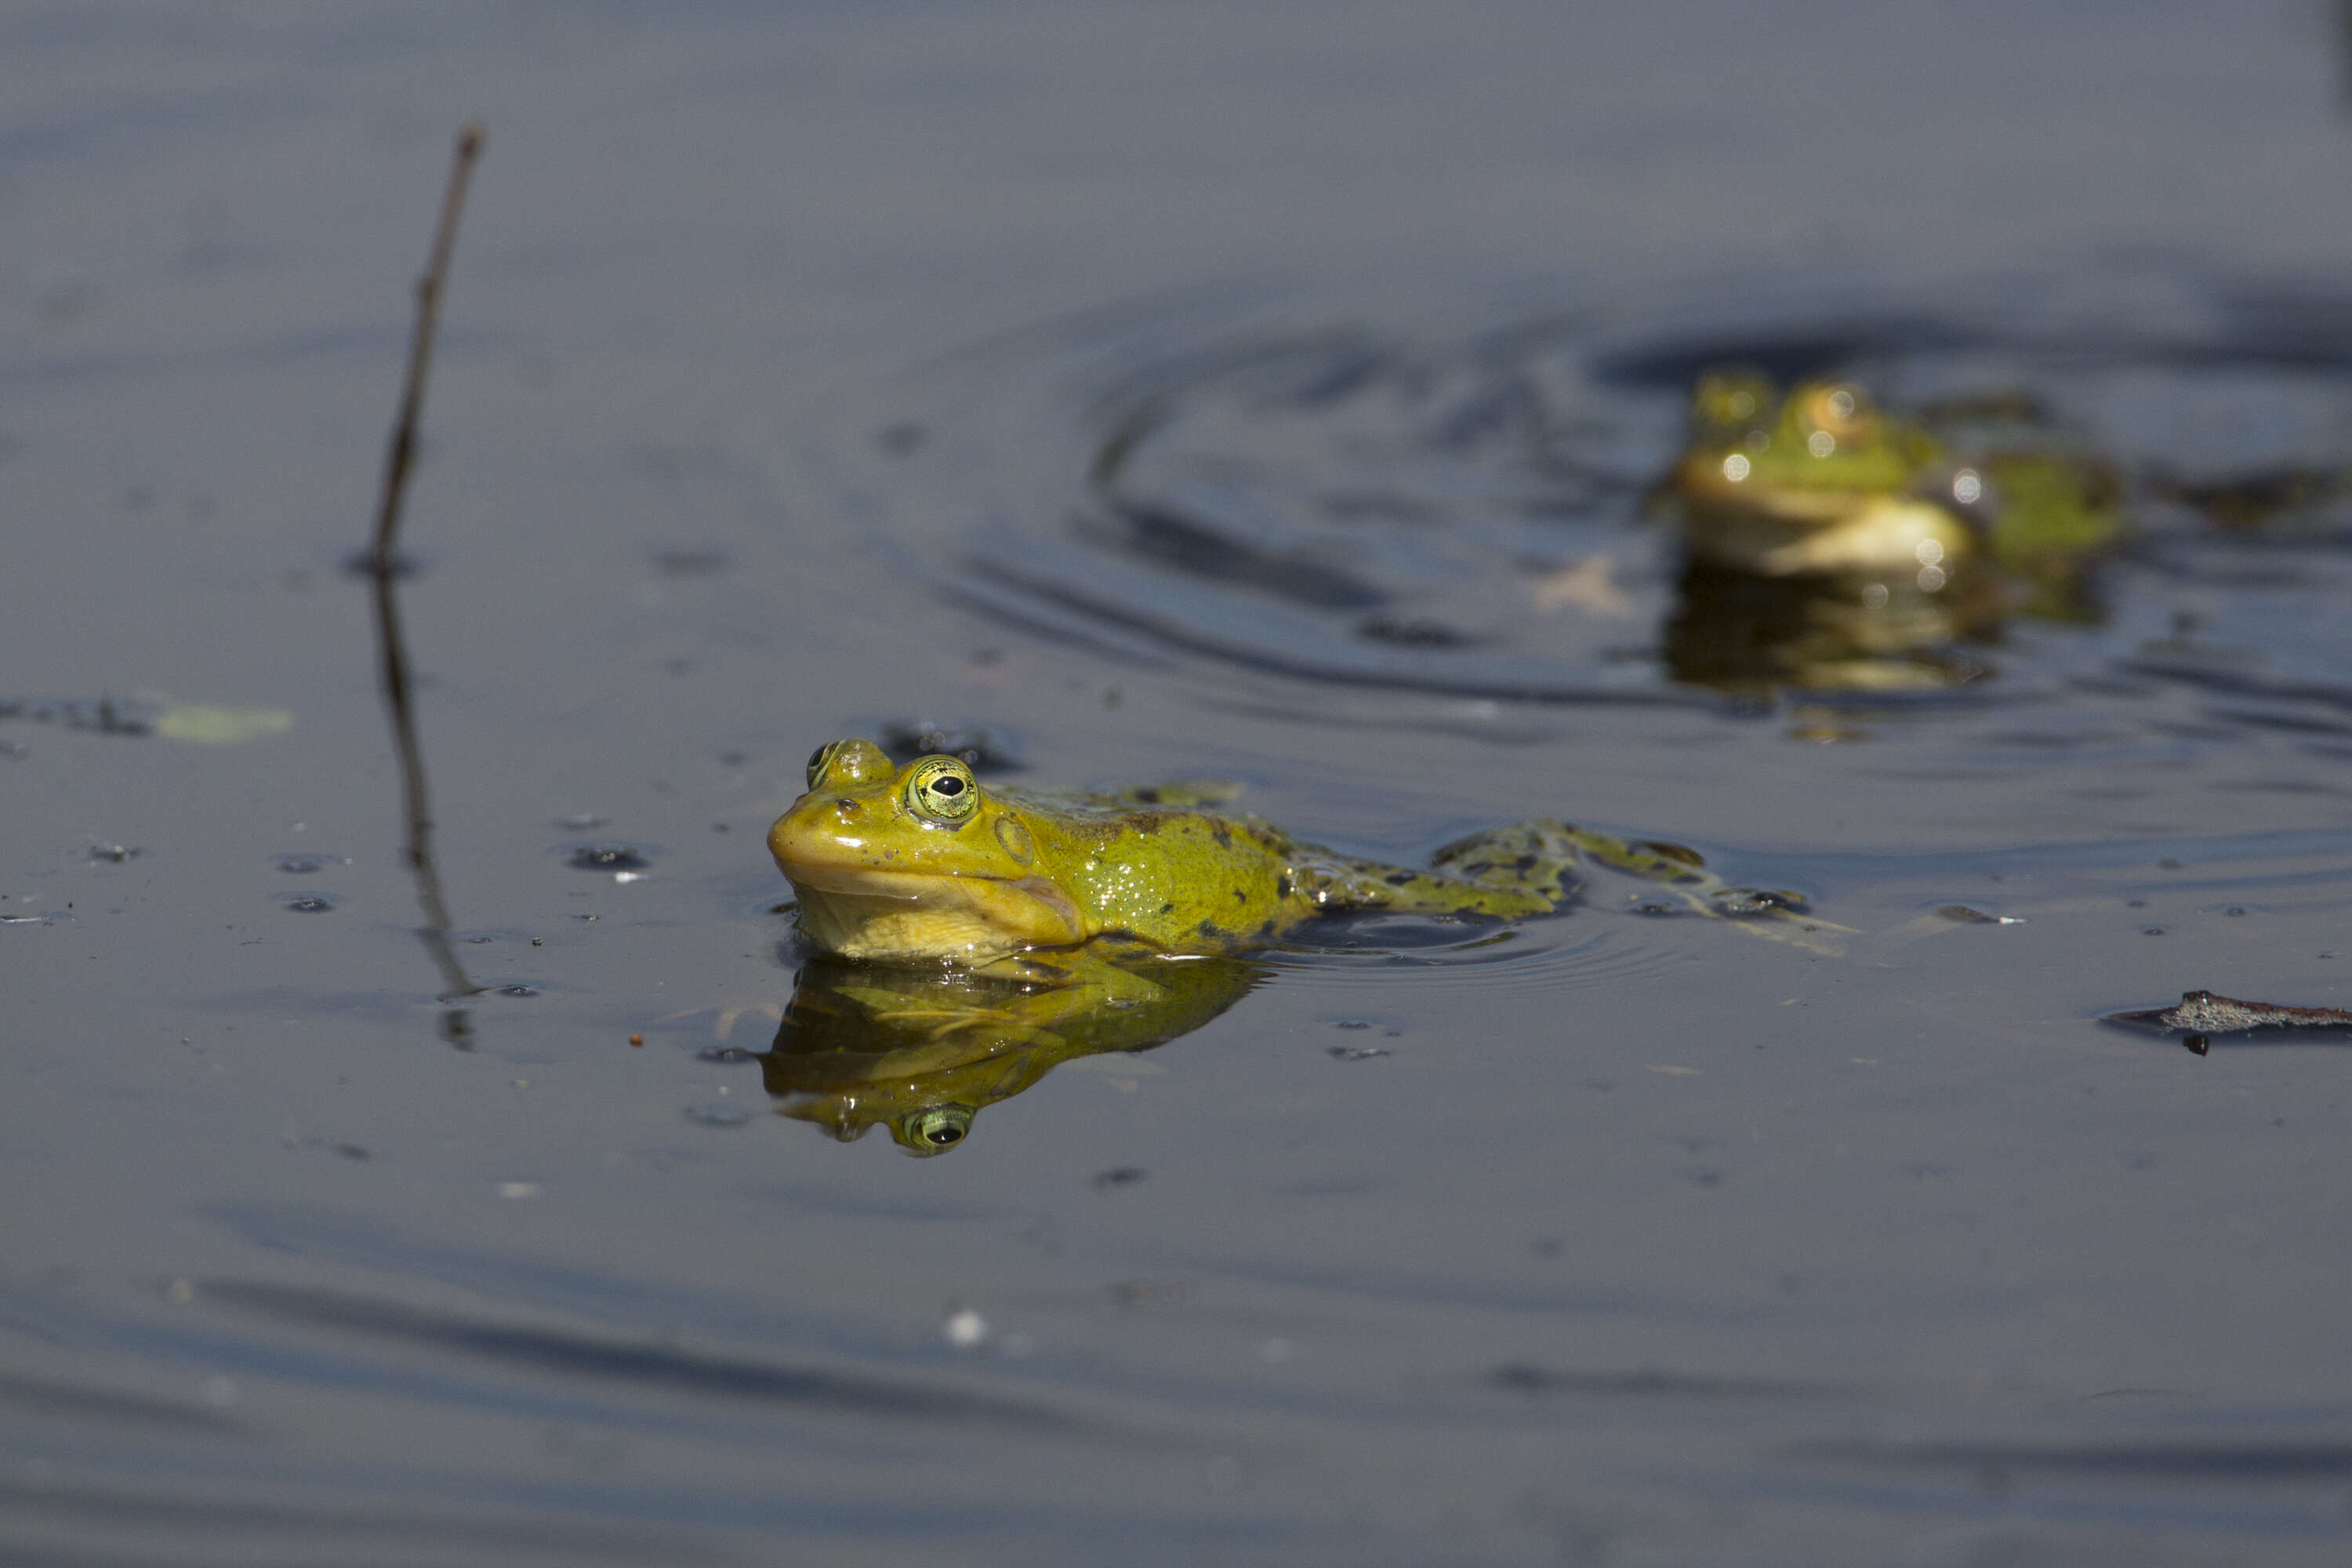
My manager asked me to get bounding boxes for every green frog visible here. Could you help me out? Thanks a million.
[748,739,1838,1152]
[1668,372,2122,597]
[1670,373,1969,577]
[769,738,1586,968]
[769,739,1830,971]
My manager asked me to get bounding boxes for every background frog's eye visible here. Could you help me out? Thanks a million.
[806,742,840,788]
[902,1105,972,1154]
[906,758,979,823]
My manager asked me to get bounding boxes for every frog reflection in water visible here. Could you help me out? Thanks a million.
[762,951,1265,1153]
[760,739,1829,1152]
[1662,372,2125,691]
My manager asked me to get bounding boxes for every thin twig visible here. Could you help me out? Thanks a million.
[367,120,485,578]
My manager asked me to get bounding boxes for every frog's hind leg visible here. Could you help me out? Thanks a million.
[1421,818,1584,914]
[1563,827,1853,955]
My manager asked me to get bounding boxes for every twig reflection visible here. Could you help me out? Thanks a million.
[364,122,488,1042]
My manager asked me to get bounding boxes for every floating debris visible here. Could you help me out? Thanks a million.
[878,720,1024,773]
[564,842,652,872]
[0,696,290,742]
[2106,989,2352,1055]
[273,851,347,874]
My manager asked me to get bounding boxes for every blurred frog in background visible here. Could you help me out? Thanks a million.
[1659,372,2125,692]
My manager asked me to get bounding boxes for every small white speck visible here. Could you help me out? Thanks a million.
[612,871,648,884]
[1952,468,1982,505]
[943,1307,989,1348]
[1806,430,1835,458]
[497,1181,540,1200]
[1720,452,1751,482]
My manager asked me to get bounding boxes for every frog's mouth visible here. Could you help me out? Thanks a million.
[779,862,1088,962]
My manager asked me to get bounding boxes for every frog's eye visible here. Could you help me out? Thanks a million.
[806,741,843,789]
[901,1105,973,1154]
[905,757,979,825]
[1804,383,1872,438]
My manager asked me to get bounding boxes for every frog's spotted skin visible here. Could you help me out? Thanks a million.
[768,739,1581,966]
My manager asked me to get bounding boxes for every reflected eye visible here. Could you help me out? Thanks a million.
[905,757,980,824]
[903,1105,972,1154]
[806,742,842,789]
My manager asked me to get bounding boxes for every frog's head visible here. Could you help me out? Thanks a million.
[1680,374,1940,505]
[768,739,1089,963]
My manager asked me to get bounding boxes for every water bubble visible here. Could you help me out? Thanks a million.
[682,1104,752,1129]
[943,1307,989,1348]
[497,985,539,998]
[695,1045,754,1064]
[1328,1045,1392,1061]
[87,843,139,864]
[276,892,339,913]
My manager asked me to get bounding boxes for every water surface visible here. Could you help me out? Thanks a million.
[6,4,2352,1563]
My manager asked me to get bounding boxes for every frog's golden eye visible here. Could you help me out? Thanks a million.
[905,757,980,824]
[806,741,842,789]
[902,1105,972,1154]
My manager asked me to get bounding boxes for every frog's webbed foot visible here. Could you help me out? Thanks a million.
[1563,826,1853,954]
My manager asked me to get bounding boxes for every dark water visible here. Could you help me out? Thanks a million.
[9,4,2352,1563]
